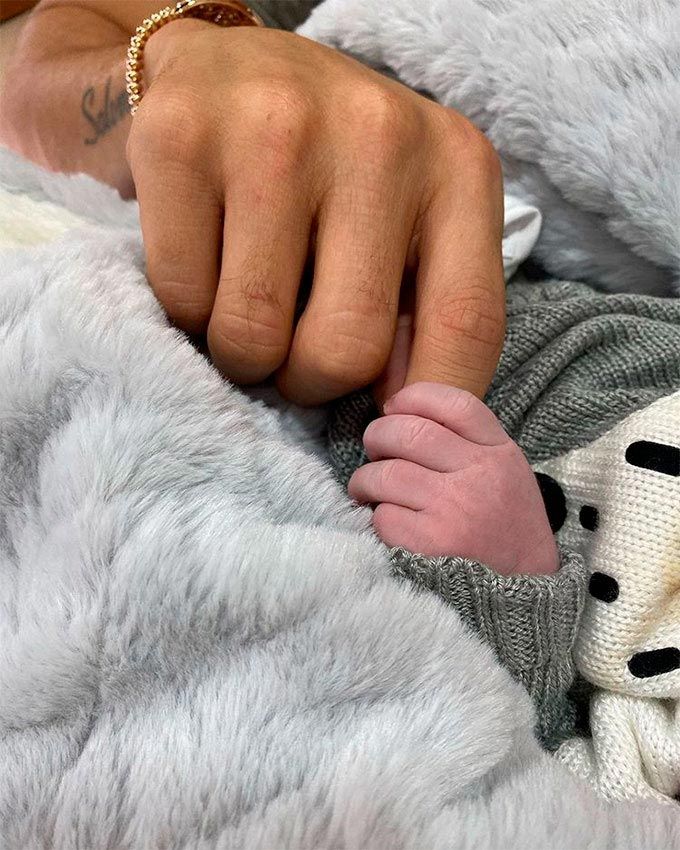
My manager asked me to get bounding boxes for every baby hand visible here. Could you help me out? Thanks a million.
[348,382,558,575]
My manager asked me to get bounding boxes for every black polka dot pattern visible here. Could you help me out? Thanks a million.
[535,472,567,533]
[625,441,680,476]
[628,648,680,679]
[579,505,599,531]
[588,571,619,603]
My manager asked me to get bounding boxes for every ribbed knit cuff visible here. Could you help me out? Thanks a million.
[390,546,587,750]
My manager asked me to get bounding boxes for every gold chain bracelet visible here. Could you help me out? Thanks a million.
[125,0,264,115]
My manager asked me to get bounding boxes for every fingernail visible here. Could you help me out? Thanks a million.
[382,396,395,414]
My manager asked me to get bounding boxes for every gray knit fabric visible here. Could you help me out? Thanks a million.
[487,279,680,463]
[327,278,680,748]
[329,279,680,480]
[327,389,379,489]
[391,546,586,751]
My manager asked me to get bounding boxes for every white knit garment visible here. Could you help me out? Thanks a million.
[535,391,680,802]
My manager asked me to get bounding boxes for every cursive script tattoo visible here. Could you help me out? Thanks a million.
[82,78,129,145]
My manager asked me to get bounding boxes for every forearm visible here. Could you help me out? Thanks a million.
[0,1,164,195]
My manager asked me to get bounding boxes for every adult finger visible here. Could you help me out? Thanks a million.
[405,131,506,398]
[208,169,313,383]
[277,180,415,406]
[371,282,415,409]
[128,106,222,333]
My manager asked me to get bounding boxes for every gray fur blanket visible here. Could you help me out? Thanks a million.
[3,0,680,846]
[3,149,679,850]
[301,0,680,295]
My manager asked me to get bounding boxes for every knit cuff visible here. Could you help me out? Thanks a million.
[390,546,587,750]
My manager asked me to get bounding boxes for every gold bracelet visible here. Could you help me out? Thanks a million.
[125,0,264,115]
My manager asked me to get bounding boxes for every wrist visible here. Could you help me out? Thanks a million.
[142,18,214,86]
[126,2,265,113]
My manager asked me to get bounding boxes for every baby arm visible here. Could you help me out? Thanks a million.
[348,382,559,575]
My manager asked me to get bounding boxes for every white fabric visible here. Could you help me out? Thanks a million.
[501,194,542,279]
[536,391,680,801]
[559,693,680,804]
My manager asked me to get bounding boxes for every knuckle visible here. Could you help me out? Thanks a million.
[427,105,466,151]
[459,127,503,191]
[435,285,506,350]
[348,83,407,146]
[208,308,288,376]
[309,321,390,389]
[237,269,285,316]
[128,90,206,167]
[379,458,403,490]
[430,109,502,182]
[466,127,502,174]
[402,416,433,450]
[234,79,312,153]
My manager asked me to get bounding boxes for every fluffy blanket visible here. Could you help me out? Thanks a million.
[0,156,676,849]
[3,0,680,846]
[301,0,680,295]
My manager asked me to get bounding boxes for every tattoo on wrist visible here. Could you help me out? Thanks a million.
[82,78,129,145]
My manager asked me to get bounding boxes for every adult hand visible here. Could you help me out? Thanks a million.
[128,23,505,405]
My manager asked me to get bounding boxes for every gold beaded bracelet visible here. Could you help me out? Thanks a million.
[125,0,264,116]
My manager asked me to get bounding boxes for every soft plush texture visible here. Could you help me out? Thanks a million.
[300,0,680,295]
[2,147,680,847]
[4,0,680,841]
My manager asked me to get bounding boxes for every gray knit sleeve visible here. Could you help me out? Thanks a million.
[389,545,587,750]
